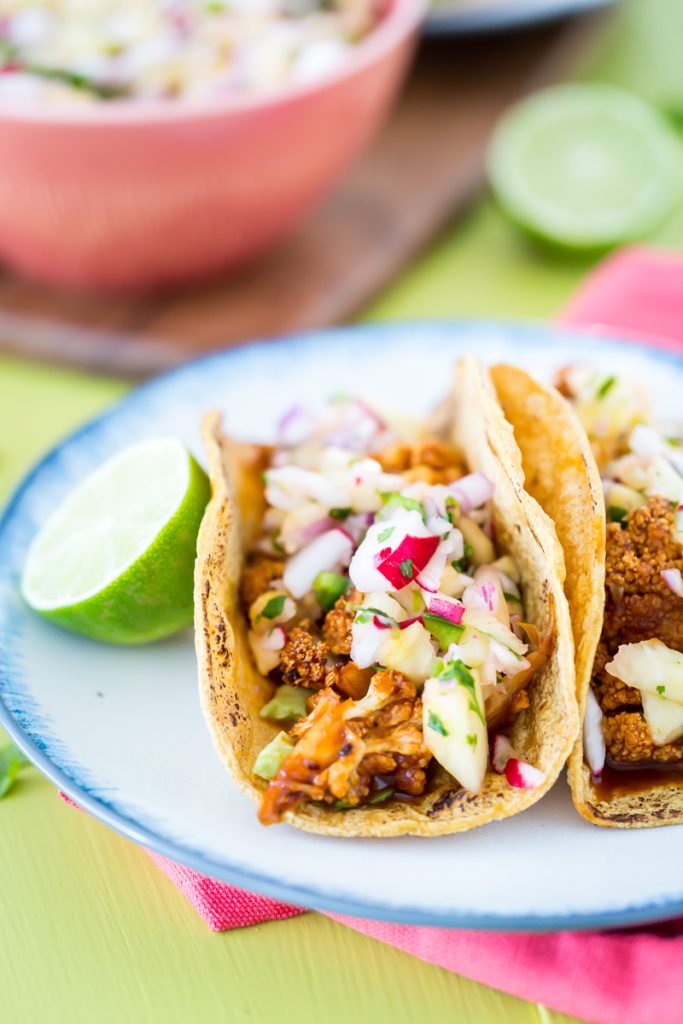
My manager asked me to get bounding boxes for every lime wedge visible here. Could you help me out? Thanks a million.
[487,84,683,252]
[21,437,210,645]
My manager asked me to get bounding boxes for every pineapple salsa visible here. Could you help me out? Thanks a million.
[241,397,549,824]
[0,0,382,104]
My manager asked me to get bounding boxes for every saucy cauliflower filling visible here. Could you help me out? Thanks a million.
[242,397,549,823]
[558,367,683,774]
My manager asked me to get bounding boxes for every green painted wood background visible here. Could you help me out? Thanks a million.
[2,2,682,1020]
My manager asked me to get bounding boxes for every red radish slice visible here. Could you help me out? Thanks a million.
[376,534,440,590]
[662,568,683,597]
[261,626,287,651]
[447,473,493,513]
[491,733,516,774]
[426,595,464,625]
[398,614,424,630]
[504,759,545,790]
[283,529,353,598]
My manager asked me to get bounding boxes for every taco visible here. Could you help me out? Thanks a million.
[194,354,577,836]
[493,362,683,828]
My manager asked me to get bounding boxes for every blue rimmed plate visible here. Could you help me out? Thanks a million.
[2,321,683,931]
[425,0,615,35]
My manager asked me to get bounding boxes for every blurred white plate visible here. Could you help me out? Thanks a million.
[2,321,682,930]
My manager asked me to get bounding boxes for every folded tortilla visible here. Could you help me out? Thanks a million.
[491,363,683,828]
[194,354,578,836]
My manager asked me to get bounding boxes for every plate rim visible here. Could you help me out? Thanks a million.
[424,0,614,35]
[3,317,683,932]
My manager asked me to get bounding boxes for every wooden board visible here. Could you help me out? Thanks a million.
[0,14,607,377]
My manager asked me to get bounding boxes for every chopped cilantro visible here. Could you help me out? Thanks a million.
[437,659,486,726]
[378,492,426,522]
[271,532,285,555]
[368,787,395,805]
[258,594,286,621]
[427,711,448,736]
[330,507,351,520]
[445,496,460,525]
[377,526,395,543]
[466,734,478,748]
[452,542,474,573]
[355,606,399,629]
[597,375,616,399]
[398,558,414,580]
[657,685,666,696]
[503,591,521,604]
[608,505,628,524]
[334,799,354,810]
[0,743,30,800]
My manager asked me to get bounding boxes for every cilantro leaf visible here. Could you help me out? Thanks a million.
[657,685,666,696]
[597,375,616,399]
[313,571,349,612]
[398,558,414,580]
[330,507,351,520]
[437,659,486,726]
[378,492,426,522]
[608,505,628,525]
[258,594,287,621]
[377,526,395,543]
[427,711,448,736]
[466,734,478,748]
[368,787,395,805]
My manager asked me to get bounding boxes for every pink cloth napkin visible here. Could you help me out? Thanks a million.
[62,246,683,1024]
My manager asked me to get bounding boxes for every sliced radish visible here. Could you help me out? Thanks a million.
[584,687,606,778]
[504,758,545,790]
[662,568,683,598]
[350,510,435,593]
[491,733,516,774]
[283,528,353,598]
[261,626,287,651]
[377,534,441,590]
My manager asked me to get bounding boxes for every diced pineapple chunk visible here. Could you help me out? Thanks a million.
[606,639,683,706]
[422,672,488,792]
[642,691,683,746]
[380,621,435,683]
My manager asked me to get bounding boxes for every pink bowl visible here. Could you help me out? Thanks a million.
[0,0,424,294]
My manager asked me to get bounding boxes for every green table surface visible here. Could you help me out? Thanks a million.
[2,2,683,1021]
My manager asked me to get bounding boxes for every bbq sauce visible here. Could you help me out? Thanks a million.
[591,760,683,802]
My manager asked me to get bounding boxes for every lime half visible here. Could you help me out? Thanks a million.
[21,437,210,645]
[488,84,683,252]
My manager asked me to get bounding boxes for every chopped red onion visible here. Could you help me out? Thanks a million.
[491,733,516,774]
[398,614,424,630]
[662,568,683,597]
[283,528,353,599]
[584,687,606,777]
[446,473,493,514]
[426,595,464,625]
[276,405,316,446]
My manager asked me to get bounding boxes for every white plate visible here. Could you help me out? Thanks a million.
[2,321,683,931]
[425,0,615,35]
